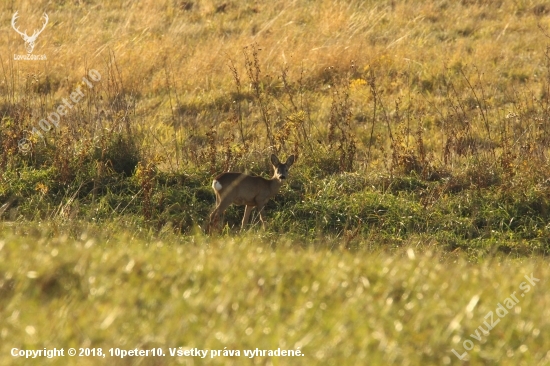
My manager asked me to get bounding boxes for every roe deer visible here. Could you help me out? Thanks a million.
[209,154,295,232]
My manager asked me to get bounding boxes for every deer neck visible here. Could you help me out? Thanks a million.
[269,175,284,195]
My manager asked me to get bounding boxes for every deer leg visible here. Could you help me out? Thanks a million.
[209,197,232,233]
[208,208,220,234]
[241,205,253,230]
[208,193,220,233]
[257,205,267,229]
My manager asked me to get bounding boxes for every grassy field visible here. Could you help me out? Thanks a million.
[1,223,549,365]
[2,0,550,364]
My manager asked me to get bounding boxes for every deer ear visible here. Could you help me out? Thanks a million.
[285,155,295,167]
[271,154,280,166]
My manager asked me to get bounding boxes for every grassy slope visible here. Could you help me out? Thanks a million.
[2,0,550,250]
[2,1,550,364]
[1,224,549,366]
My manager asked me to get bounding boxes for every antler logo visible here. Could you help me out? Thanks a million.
[11,11,48,54]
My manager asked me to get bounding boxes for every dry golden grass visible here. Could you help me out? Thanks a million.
[4,0,550,163]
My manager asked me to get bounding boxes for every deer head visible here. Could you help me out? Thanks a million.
[11,11,49,54]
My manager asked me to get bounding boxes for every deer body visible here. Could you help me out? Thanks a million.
[209,154,295,231]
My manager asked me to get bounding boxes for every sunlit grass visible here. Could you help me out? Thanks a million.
[1,223,549,365]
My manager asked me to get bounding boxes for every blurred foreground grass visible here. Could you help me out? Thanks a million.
[1,222,549,365]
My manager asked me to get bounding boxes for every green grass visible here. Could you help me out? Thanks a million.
[4,163,549,257]
[1,223,549,365]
